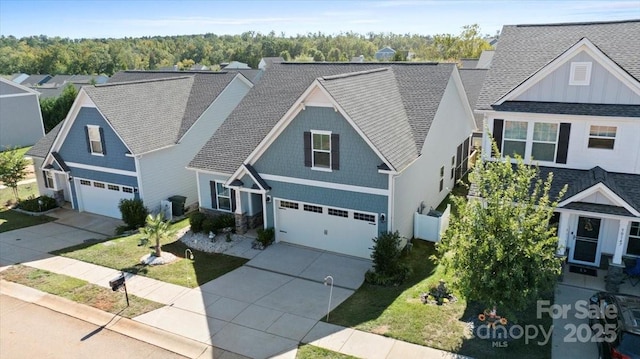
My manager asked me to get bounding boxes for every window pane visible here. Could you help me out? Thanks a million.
[314,152,330,168]
[503,140,526,157]
[532,143,556,161]
[504,122,527,140]
[631,222,640,237]
[218,197,231,211]
[588,138,615,149]
[533,123,558,142]
[216,183,229,197]
[627,237,640,256]
[91,141,102,153]
[589,126,616,137]
[313,133,330,151]
[88,127,100,140]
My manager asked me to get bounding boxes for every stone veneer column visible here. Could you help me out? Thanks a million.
[235,213,248,235]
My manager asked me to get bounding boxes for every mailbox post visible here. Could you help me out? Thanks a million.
[109,273,129,306]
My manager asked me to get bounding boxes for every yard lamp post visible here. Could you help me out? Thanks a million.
[324,275,334,322]
[185,248,194,285]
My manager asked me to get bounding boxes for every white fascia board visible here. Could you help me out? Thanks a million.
[495,38,640,106]
[558,182,640,217]
[260,173,389,196]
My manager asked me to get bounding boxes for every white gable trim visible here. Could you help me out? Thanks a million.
[495,38,640,105]
[44,89,135,166]
[227,79,395,182]
[558,182,640,217]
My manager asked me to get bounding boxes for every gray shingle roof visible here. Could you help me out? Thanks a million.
[108,71,238,142]
[492,101,640,117]
[477,20,640,110]
[84,77,192,155]
[26,121,63,158]
[318,68,418,170]
[459,68,488,129]
[538,166,640,214]
[189,62,455,174]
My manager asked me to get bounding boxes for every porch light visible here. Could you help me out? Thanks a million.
[380,213,386,223]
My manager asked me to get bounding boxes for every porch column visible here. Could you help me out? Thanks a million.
[557,212,570,255]
[612,219,630,265]
[234,189,247,235]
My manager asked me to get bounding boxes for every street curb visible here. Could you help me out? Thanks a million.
[1,280,210,359]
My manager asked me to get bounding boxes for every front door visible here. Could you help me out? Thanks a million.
[571,216,602,266]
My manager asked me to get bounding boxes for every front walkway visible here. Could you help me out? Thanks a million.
[0,219,469,359]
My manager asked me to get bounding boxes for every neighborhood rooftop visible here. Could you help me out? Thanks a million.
[476,19,640,110]
[189,62,456,174]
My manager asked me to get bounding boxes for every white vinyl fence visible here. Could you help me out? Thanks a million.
[413,204,451,242]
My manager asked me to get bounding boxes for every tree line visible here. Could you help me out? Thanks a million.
[0,25,493,75]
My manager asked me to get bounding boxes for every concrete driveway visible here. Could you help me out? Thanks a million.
[135,243,372,359]
[552,284,599,359]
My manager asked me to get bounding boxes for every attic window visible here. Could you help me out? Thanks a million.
[569,62,592,86]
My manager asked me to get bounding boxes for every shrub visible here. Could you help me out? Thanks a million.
[118,198,148,230]
[256,227,275,247]
[202,218,216,235]
[16,195,57,212]
[189,212,207,233]
[213,214,235,231]
[365,231,410,286]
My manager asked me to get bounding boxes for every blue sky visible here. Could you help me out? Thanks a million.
[1,0,638,39]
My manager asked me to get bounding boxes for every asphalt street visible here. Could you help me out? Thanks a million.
[0,294,187,359]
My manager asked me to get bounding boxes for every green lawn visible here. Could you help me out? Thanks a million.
[296,344,357,359]
[0,265,163,318]
[52,219,248,288]
[327,241,552,359]
[0,184,55,232]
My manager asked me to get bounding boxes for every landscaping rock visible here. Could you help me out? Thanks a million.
[140,252,178,266]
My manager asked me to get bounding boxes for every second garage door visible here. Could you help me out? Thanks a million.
[76,179,135,218]
[275,198,378,259]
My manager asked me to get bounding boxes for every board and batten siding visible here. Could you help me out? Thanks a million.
[484,115,640,174]
[514,51,640,105]
[137,77,251,211]
[393,72,475,238]
[0,93,44,148]
[252,106,388,189]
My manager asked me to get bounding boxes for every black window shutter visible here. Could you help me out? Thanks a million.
[492,119,504,156]
[43,171,50,188]
[231,189,236,212]
[99,127,106,155]
[303,131,312,167]
[331,133,340,170]
[209,181,217,209]
[84,126,91,153]
[556,123,571,164]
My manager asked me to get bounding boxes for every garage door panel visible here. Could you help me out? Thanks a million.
[77,179,135,218]
[275,199,377,259]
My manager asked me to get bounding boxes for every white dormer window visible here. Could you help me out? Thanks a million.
[569,62,592,86]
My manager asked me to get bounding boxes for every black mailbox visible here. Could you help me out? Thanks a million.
[109,275,125,291]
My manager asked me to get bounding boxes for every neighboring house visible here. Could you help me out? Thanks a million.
[190,64,209,71]
[27,71,252,218]
[476,50,495,69]
[476,20,640,271]
[189,62,476,259]
[350,55,365,63]
[459,68,489,147]
[11,73,29,84]
[34,74,109,99]
[20,74,52,87]
[460,59,480,68]
[0,78,45,148]
[375,46,396,61]
[258,57,284,70]
[223,61,251,70]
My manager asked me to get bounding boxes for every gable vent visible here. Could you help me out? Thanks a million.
[569,62,592,86]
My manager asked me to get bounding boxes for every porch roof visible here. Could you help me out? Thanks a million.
[562,202,634,217]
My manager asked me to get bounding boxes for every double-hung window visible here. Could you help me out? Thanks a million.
[503,121,528,158]
[312,131,331,169]
[531,123,558,162]
[87,125,104,155]
[44,171,55,189]
[588,126,616,150]
[627,222,640,257]
[216,182,232,211]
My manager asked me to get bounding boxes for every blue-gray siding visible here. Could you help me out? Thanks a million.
[265,180,388,235]
[253,106,387,189]
[0,94,44,148]
[58,107,136,171]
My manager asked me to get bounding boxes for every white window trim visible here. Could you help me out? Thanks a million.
[87,125,104,156]
[625,221,640,257]
[501,121,560,163]
[216,181,232,212]
[311,130,332,172]
[587,124,616,150]
[569,62,592,86]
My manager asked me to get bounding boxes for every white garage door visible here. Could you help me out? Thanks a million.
[275,198,378,259]
[76,178,135,218]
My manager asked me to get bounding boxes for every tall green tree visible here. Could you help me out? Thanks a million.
[437,148,566,320]
[40,84,78,132]
[0,147,28,201]
[140,213,176,258]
